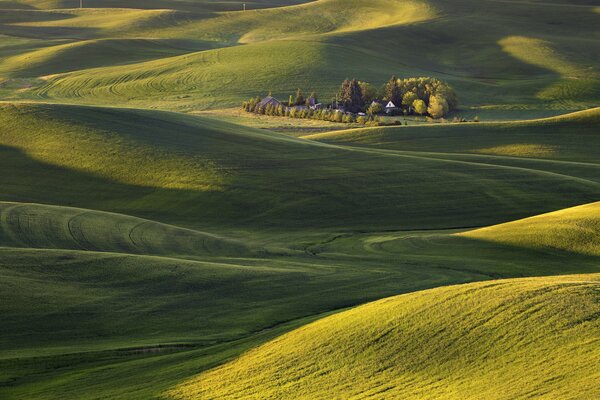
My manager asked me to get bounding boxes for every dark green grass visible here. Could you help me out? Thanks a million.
[0,102,598,398]
[0,201,249,256]
[1,224,598,399]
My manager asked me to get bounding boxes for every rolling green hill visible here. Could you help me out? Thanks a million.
[0,0,598,399]
[0,0,596,111]
[304,107,600,162]
[2,102,598,231]
[0,201,249,256]
[2,200,598,399]
[170,273,600,400]
[0,38,213,78]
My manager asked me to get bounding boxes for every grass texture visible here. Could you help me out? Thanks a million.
[170,273,600,400]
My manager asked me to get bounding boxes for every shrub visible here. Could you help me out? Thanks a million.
[367,102,384,115]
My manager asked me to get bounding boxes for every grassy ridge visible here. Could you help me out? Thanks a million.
[0,102,223,191]
[0,38,214,78]
[27,40,400,111]
[153,0,435,43]
[171,273,600,400]
[461,201,600,256]
[0,201,249,256]
[304,107,600,162]
[2,202,599,399]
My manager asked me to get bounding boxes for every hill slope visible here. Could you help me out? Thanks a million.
[304,108,600,163]
[2,102,599,231]
[0,201,249,256]
[170,273,600,400]
[461,201,600,256]
[3,0,596,110]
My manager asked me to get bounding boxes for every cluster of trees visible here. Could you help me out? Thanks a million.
[241,76,458,124]
[338,76,457,118]
[385,76,457,118]
[334,76,458,118]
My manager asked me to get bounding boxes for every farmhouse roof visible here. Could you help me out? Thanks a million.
[258,96,281,108]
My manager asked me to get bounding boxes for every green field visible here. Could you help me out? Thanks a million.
[0,0,598,399]
[174,273,599,399]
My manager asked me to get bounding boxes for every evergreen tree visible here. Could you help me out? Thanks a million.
[337,78,364,113]
[295,88,305,106]
[384,76,402,105]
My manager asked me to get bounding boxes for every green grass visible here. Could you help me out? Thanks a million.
[0,201,249,256]
[0,38,214,78]
[461,201,600,256]
[0,101,598,398]
[2,102,598,231]
[170,273,600,400]
[0,0,598,398]
[304,107,600,162]
[0,0,597,111]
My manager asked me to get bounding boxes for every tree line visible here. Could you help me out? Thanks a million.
[242,95,380,125]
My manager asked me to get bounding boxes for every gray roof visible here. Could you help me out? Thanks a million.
[257,96,281,108]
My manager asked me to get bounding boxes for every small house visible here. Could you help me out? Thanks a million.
[385,101,398,114]
[257,96,281,109]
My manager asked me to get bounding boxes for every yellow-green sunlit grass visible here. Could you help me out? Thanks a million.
[0,103,223,190]
[460,201,600,257]
[169,273,600,400]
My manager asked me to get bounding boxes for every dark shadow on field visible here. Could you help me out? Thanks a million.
[36,0,315,12]
[0,24,100,40]
[0,10,73,24]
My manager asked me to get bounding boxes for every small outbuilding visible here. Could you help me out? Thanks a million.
[257,96,281,109]
[385,101,398,114]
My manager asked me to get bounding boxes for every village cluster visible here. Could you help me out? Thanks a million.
[242,76,459,125]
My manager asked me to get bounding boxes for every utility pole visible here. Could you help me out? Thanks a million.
[80,0,83,8]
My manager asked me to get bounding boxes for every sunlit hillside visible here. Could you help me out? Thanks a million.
[170,273,600,400]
